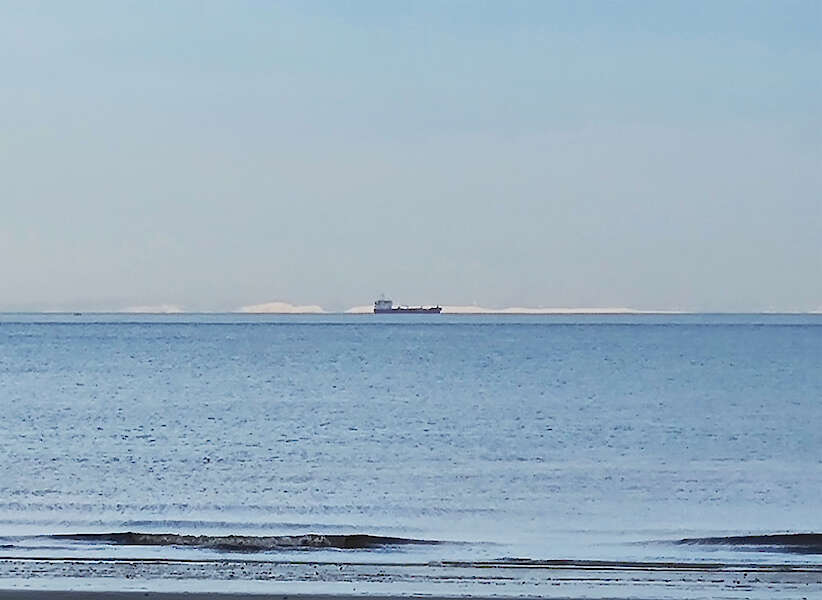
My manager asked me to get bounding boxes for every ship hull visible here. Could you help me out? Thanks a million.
[374,307,442,314]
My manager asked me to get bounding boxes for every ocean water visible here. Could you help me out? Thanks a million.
[0,313,821,591]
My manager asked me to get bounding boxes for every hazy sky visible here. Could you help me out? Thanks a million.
[2,1,820,311]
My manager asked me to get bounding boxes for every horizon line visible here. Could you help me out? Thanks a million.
[2,309,821,316]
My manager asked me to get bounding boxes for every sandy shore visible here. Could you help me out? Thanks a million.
[1,555,821,599]
[2,564,822,600]
[0,580,821,600]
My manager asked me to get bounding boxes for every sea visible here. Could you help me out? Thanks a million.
[0,313,820,596]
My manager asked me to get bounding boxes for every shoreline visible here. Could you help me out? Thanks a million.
[2,555,822,570]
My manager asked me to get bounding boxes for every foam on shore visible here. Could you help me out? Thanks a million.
[678,533,822,554]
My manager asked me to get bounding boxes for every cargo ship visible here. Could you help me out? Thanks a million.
[374,298,442,314]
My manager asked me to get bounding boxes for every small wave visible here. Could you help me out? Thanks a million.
[678,533,822,554]
[50,532,441,552]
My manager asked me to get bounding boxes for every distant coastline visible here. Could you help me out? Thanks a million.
[3,300,822,315]
[4,307,822,316]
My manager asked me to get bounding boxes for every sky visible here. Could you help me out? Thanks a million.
[1,1,820,312]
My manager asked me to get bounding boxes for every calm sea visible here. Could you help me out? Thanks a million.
[1,313,820,573]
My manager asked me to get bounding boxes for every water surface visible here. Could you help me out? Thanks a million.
[1,313,820,574]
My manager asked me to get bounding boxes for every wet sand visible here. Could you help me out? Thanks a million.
[1,557,822,600]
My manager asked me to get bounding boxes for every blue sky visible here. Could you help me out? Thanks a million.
[1,1,820,311]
